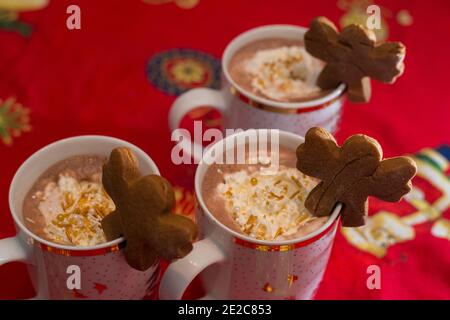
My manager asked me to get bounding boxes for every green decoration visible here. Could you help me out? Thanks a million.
[0,97,31,145]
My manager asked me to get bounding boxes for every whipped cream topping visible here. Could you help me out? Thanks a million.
[245,46,322,102]
[217,166,319,240]
[35,174,115,246]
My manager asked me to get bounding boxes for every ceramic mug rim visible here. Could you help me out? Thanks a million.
[8,135,160,252]
[222,24,346,110]
[194,129,341,246]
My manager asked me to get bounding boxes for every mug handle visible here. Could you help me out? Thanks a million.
[159,238,226,300]
[168,88,228,164]
[0,235,30,265]
[0,234,42,299]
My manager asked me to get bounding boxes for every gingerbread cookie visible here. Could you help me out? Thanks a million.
[296,127,417,227]
[304,16,406,103]
[101,147,198,271]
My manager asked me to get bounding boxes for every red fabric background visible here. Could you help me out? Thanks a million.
[0,0,449,299]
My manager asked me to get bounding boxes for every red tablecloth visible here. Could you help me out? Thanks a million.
[0,0,449,299]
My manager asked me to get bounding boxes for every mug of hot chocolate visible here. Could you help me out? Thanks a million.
[168,18,407,163]
[168,24,346,162]
[0,136,163,299]
[159,128,416,300]
[160,129,342,300]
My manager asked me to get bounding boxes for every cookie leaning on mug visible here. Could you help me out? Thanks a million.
[296,127,417,227]
[101,147,198,271]
[304,16,406,103]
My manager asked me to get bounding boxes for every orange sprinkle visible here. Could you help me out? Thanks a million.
[269,192,284,200]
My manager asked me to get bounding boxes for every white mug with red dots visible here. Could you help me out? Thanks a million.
[169,24,346,163]
[0,136,161,299]
[159,130,341,300]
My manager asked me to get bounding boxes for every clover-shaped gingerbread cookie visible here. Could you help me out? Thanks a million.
[101,147,198,271]
[304,16,406,103]
[296,127,417,227]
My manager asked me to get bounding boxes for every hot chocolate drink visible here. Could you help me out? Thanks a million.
[23,155,115,246]
[228,38,326,103]
[201,146,328,241]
